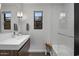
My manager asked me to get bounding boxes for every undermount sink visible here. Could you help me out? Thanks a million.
[0,32,30,50]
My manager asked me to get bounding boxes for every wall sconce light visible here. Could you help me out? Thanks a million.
[20,12,23,17]
[59,12,66,19]
[17,11,23,18]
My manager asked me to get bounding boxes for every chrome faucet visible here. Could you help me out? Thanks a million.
[12,31,15,38]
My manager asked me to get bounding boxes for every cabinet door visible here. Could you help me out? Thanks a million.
[0,50,18,56]
[0,51,10,56]
[18,39,30,56]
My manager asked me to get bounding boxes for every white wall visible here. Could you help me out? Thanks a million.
[50,4,63,44]
[1,3,74,53]
[0,10,1,32]
[1,3,52,51]
[1,4,22,32]
[50,3,74,55]
[22,4,52,51]
[59,3,74,49]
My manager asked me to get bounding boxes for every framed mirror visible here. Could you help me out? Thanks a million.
[34,11,43,29]
[3,11,12,30]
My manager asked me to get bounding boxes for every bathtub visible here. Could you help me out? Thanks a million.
[52,45,74,56]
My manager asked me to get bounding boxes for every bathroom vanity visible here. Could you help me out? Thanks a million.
[0,33,30,56]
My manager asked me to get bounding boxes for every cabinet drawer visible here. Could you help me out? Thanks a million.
[0,50,18,56]
[0,50,11,56]
[0,39,30,56]
[18,52,29,56]
[19,38,30,52]
[18,38,30,56]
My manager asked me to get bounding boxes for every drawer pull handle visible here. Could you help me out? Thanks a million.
[0,53,9,55]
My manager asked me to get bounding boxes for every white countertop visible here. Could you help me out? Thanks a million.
[0,33,30,50]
